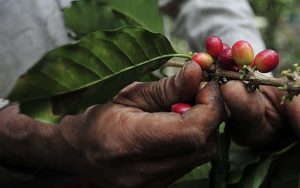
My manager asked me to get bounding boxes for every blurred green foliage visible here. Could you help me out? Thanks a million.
[250,0,300,75]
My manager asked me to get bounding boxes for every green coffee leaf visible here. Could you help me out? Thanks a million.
[230,142,298,188]
[8,26,176,123]
[235,158,272,188]
[227,143,261,184]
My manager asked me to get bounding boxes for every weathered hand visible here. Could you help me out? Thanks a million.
[0,62,225,187]
[221,81,298,148]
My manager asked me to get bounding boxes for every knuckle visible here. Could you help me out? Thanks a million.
[137,75,181,111]
[207,103,225,122]
[113,82,143,101]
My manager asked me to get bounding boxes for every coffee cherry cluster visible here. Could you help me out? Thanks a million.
[172,36,280,114]
[191,35,279,73]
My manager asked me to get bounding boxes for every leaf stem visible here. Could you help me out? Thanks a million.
[163,61,184,68]
[165,53,192,60]
[143,54,191,67]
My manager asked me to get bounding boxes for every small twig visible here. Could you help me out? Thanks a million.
[212,66,300,93]
[165,63,300,94]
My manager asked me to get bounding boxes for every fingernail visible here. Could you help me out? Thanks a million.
[199,82,208,89]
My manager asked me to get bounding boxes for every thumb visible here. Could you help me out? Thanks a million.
[113,61,202,112]
[183,81,225,137]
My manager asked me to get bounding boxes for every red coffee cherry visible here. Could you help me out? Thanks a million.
[222,43,230,50]
[206,36,223,58]
[192,52,214,71]
[218,48,238,71]
[250,61,256,68]
[171,103,191,114]
[254,49,279,73]
[232,40,254,67]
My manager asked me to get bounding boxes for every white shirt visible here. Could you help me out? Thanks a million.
[0,0,72,97]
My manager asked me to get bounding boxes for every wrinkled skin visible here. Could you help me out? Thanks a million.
[0,62,225,187]
[221,81,299,149]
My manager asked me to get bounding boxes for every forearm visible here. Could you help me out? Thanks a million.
[0,105,88,173]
